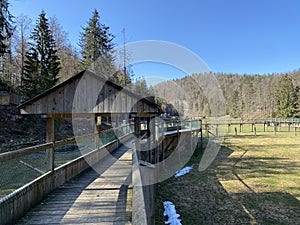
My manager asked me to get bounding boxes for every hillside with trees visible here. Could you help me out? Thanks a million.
[152,70,300,119]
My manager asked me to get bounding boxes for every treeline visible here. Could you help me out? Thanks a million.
[217,72,300,119]
[0,1,136,101]
[152,71,300,119]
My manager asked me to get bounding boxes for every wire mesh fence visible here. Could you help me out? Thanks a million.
[0,149,50,198]
[0,124,134,199]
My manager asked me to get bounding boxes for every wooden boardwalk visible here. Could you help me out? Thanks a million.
[16,141,133,225]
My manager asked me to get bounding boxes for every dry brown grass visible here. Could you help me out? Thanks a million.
[155,127,300,224]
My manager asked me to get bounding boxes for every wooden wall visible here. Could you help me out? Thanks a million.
[20,71,159,115]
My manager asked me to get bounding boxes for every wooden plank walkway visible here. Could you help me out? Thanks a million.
[16,141,133,225]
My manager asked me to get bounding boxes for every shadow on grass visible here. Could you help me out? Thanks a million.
[235,192,300,224]
[155,138,300,225]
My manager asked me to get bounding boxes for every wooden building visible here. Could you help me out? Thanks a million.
[19,70,161,117]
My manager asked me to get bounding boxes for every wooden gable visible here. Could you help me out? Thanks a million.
[19,70,161,116]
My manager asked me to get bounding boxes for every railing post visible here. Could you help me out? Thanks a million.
[190,121,193,152]
[94,116,100,150]
[46,116,55,173]
[134,117,141,160]
[161,121,165,165]
[147,117,151,162]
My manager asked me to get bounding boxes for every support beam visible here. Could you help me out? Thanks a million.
[147,117,151,163]
[134,117,141,160]
[46,116,54,173]
[94,116,100,150]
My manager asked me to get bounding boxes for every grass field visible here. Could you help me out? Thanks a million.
[155,126,300,224]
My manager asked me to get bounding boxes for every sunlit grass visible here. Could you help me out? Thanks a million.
[155,126,300,224]
[221,126,300,199]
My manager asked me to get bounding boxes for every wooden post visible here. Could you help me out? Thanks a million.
[228,124,230,133]
[190,121,193,152]
[215,124,219,137]
[150,117,156,164]
[134,117,141,160]
[274,125,277,136]
[235,127,237,136]
[240,123,242,132]
[94,116,100,150]
[46,116,54,173]
[147,117,151,162]
[251,123,254,132]
[263,122,266,132]
[161,121,165,166]
[155,121,159,164]
[206,124,209,137]
[254,127,256,136]
[200,127,203,150]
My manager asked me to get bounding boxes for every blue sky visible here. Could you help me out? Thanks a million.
[9,0,300,79]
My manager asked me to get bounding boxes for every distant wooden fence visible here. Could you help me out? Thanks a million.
[203,118,300,136]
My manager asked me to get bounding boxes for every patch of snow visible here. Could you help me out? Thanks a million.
[174,166,193,178]
[163,201,182,225]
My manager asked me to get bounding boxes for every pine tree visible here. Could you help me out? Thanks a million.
[0,0,13,56]
[0,0,15,87]
[22,10,60,99]
[133,78,148,96]
[229,89,240,118]
[277,74,298,118]
[79,9,115,77]
[49,16,80,81]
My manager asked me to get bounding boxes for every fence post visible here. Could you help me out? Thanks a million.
[190,121,193,152]
[146,117,151,163]
[46,116,55,173]
[162,121,165,166]
[94,116,100,150]
[134,117,141,160]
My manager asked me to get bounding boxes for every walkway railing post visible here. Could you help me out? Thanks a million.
[162,121,165,166]
[46,116,55,173]
[134,117,141,160]
[94,116,100,150]
[190,121,193,152]
[147,117,151,163]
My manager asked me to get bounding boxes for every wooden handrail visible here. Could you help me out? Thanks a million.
[0,125,134,163]
[0,143,53,163]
